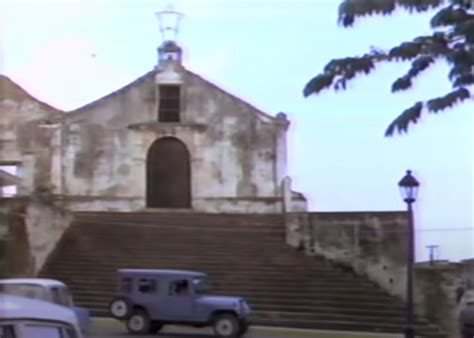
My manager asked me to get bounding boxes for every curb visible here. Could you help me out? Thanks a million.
[92,318,402,337]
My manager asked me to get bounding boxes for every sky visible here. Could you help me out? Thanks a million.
[1,0,473,261]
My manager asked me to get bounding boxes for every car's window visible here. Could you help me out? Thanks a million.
[50,286,73,307]
[0,284,48,302]
[62,325,78,338]
[169,279,189,296]
[138,278,157,293]
[192,277,211,294]
[0,325,15,338]
[121,277,133,293]
[22,325,62,338]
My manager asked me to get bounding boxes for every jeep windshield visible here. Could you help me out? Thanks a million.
[192,276,211,294]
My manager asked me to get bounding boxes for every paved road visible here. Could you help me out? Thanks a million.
[87,327,289,338]
[87,326,318,338]
[85,320,401,338]
[87,326,311,338]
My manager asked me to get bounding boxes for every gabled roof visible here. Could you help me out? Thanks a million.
[0,74,63,113]
[64,67,280,123]
[0,169,22,187]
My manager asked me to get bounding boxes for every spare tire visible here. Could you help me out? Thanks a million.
[108,296,132,319]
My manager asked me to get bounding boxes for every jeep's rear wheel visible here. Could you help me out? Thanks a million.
[108,297,131,319]
[126,310,150,334]
[213,314,240,337]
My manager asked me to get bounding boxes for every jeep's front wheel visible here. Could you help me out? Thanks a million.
[108,297,131,320]
[126,310,150,334]
[213,314,240,337]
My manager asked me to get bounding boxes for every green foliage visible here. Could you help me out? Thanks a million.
[304,0,473,136]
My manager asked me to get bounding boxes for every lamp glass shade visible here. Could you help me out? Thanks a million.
[398,170,420,202]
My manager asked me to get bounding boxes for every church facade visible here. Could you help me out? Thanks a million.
[0,40,306,213]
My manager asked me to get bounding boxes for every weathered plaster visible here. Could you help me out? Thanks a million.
[286,212,473,338]
[0,78,62,195]
[0,202,8,277]
[414,261,474,338]
[4,198,72,276]
[286,211,409,298]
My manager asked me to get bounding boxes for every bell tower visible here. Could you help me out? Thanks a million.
[155,4,184,69]
[154,4,185,122]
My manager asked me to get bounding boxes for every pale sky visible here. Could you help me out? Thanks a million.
[1,0,473,261]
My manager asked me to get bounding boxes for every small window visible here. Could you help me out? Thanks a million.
[22,325,62,338]
[0,325,15,338]
[138,278,157,293]
[159,85,181,122]
[50,286,71,306]
[169,279,189,296]
[62,326,78,338]
[121,277,133,294]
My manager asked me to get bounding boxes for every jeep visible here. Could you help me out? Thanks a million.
[108,269,251,337]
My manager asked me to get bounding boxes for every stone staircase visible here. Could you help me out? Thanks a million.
[40,211,446,336]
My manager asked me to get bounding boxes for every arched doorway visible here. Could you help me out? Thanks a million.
[146,137,191,208]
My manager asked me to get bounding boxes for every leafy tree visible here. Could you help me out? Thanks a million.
[303,0,474,136]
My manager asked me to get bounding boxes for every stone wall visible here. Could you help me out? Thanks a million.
[0,201,8,277]
[286,211,410,298]
[4,198,34,276]
[285,211,474,338]
[4,197,72,276]
[414,260,474,338]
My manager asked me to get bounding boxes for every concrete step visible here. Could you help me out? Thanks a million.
[72,289,398,304]
[43,270,365,286]
[62,280,382,294]
[39,212,446,337]
[74,212,284,226]
[72,221,285,230]
[67,226,286,236]
[43,260,345,274]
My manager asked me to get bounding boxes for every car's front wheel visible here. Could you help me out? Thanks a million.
[126,309,150,334]
[213,313,240,337]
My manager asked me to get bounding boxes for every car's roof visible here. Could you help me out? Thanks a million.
[0,278,66,287]
[0,294,78,324]
[118,269,206,277]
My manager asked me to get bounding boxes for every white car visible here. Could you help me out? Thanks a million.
[0,294,83,338]
[0,279,90,332]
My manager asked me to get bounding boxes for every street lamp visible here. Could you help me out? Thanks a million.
[398,170,420,338]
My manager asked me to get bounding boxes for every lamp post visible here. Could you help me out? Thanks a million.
[398,170,420,338]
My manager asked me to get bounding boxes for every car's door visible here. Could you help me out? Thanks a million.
[159,278,194,321]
